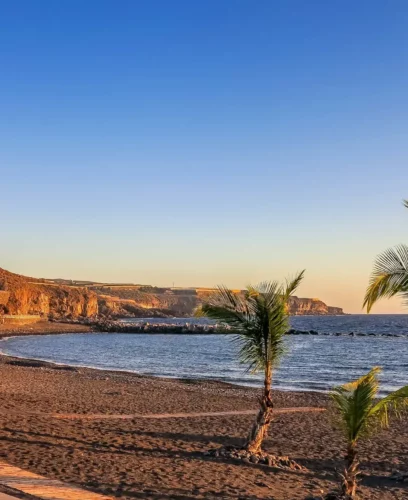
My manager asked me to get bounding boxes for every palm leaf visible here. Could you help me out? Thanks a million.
[369,384,408,428]
[201,286,251,330]
[363,244,408,312]
[201,271,305,374]
[283,270,306,300]
[332,367,408,446]
[331,367,381,443]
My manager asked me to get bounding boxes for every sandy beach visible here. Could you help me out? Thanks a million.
[0,346,406,500]
[0,321,93,339]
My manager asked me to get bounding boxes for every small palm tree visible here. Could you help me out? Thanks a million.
[201,270,305,454]
[331,367,408,499]
[363,200,408,312]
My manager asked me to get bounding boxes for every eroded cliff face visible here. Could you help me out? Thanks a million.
[0,268,344,320]
[97,294,169,318]
[90,285,344,317]
[0,268,98,319]
[288,297,343,315]
[92,286,199,317]
[327,306,344,315]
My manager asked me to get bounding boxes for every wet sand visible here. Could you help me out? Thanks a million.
[0,353,407,499]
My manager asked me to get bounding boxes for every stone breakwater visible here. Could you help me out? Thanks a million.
[287,329,404,338]
[94,320,222,334]
[81,320,405,337]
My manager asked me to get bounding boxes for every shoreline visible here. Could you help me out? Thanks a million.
[0,347,328,396]
[0,351,316,396]
[1,328,406,396]
[0,350,328,408]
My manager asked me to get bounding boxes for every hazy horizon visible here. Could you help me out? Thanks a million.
[1,1,407,315]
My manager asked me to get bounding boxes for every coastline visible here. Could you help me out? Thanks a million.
[0,350,322,397]
[2,326,407,397]
[0,344,325,394]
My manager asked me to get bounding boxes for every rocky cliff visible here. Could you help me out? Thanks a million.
[0,267,344,320]
[0,268,98,319]
[91,285,201,317]
[97,294,170,318]
[89,285,344,317]
[288,297,343,315]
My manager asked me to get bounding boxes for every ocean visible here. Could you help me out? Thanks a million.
[1,315,408,395]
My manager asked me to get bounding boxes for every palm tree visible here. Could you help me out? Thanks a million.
[331,367,408,499]
[201,270,305,454]
[363,200,408,312]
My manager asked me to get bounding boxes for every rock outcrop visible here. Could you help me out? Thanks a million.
[91,286,200,317]
[327,306,344,315]
[97,294,169,318]
[288,297,343,316]
[0,268,98,319]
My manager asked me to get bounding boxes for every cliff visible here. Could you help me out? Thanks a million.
[97,294,170,318]
[91,285,200,317]
[89,285,344,317]
[0,267,344,320]
[288,297,344,315]
[0,268,98,319]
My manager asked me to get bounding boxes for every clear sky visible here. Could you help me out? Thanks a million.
[1,1,407,313]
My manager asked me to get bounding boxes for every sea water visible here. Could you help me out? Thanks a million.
[1,315,407,395]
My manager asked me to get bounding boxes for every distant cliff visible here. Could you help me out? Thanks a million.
[288,297,344,316]
[0,268,97,319]
[0,268,344,320]
[89,285,344,317]
[91,285,201,317]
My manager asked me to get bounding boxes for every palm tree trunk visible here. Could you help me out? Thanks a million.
[341,443,359,499]
[244,367,273,453]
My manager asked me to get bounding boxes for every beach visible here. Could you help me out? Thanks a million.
[0,352,407,499]
[0,321,93,338]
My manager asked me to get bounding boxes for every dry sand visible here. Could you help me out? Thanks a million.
[0,350,406,499]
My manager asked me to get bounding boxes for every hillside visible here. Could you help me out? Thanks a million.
[0,268,97,319]
[88,284,344,317]
[0,268,345,320]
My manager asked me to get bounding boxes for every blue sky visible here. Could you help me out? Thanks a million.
[1,1,407,313]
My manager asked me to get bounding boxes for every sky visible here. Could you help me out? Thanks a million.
[1,1,407,314]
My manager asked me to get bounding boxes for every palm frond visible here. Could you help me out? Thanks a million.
[332,367,408,446]
[403,199,408,209]
[201,286,251,330]
[331,367,381,443]
[201,272,305,374]
[283,270,306,300]
[369,384,408,428]
[363,244,408,312]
